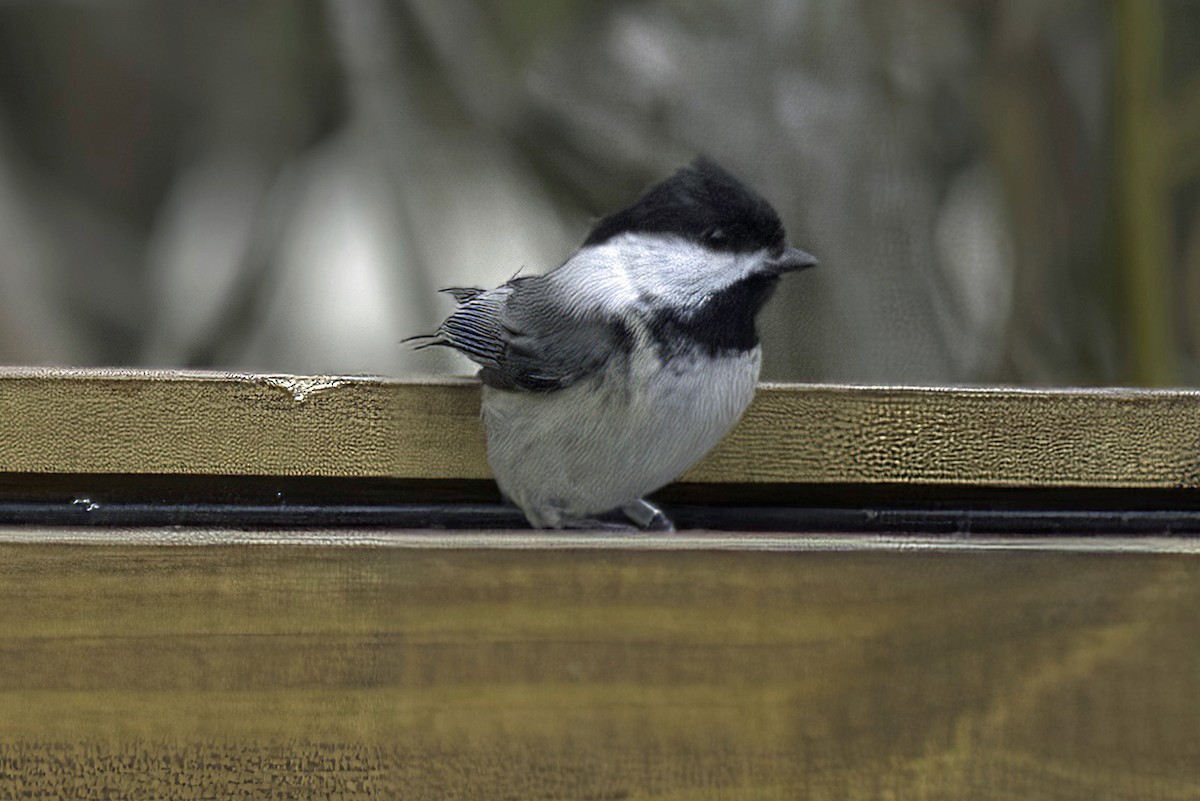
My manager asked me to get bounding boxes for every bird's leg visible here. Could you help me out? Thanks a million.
[621,499,676,532]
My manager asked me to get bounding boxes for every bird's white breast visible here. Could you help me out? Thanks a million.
[481,345,761,527]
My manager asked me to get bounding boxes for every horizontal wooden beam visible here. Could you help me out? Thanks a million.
[1,540,1199,798]
[1,369,1198,487]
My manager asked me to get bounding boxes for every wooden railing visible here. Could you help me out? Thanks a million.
[1,369,1199,799]
[1,369,1197,486]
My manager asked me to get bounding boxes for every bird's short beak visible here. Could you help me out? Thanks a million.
[765,246,818,275]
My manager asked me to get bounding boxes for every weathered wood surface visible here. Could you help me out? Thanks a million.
[1,368,1199,486]
[1,535,1198,799]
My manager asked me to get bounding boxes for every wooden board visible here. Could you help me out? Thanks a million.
[1,534,1199,799]
[1,369,1199,486]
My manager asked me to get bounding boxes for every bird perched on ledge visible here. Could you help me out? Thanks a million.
[412,157,816,530]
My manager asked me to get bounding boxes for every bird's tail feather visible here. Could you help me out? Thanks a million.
[441,286,485,304]
[400,333,445,350]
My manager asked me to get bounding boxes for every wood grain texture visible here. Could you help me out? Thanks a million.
[1,369,1199,486]
[1,537,1198,799]
[695,384,1200,486]
[0,368,487,478]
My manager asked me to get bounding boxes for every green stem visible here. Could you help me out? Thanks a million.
[1112,0,1176,386]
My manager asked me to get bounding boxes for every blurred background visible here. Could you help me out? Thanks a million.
[0,0,1196,386]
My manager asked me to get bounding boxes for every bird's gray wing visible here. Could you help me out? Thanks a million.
[428,277,627,392]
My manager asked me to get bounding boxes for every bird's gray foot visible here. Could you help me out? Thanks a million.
[523,506,639,531]
[523,502,674,532]
[558,517,640,533]
[621,499,676,532]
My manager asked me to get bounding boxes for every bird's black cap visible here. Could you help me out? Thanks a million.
[583,157,789,255]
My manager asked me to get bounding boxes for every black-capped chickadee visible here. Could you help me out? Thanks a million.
[412,158,816,530]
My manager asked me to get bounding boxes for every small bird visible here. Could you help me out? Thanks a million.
[412,157,816,530]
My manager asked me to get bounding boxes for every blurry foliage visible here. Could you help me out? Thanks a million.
[0,0,1195,386]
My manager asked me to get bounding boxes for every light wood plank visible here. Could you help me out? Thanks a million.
[1,369,1199,486]
[0,538,1198,799]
